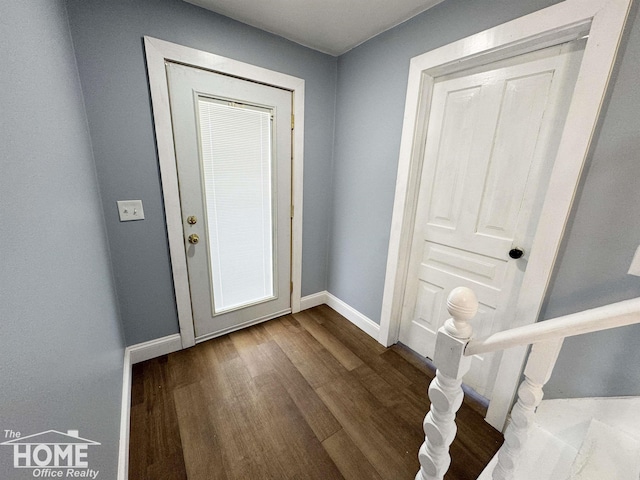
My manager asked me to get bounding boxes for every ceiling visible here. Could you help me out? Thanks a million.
[184,0,445,56]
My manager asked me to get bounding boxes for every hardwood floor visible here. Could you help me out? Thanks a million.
[129,305,503,479]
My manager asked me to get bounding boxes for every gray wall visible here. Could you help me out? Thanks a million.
[0,1,124,478]
[328,0,640,398]
[541,1,640,398]
[65,0,338,345]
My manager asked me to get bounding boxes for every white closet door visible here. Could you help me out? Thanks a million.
[399,39,585,397]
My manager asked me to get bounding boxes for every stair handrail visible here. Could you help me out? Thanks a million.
[466,296,640,356]
[414,287,640,480]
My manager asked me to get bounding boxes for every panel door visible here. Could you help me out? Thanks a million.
[167,62,292,340]
[399,39,585,397]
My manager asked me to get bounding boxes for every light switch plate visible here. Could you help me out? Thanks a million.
[628,245,640,276]
[117,200,145,222]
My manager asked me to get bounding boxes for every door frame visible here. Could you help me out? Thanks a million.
[379,0,632,430]
[144,36,305,349]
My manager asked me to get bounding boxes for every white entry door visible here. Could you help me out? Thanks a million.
[166,62,292,340]
[398,40,584,397]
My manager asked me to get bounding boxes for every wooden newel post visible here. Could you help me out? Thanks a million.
[416,287,478,480]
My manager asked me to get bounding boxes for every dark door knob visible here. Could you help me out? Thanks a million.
[509,248,524,259]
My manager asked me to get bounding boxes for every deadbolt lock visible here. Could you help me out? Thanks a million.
[188,234,199,245]
[187,215,197,225]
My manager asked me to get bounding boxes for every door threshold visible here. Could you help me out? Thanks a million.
[194,308,292,344]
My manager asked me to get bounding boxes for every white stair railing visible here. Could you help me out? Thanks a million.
[490,338,563,479]
[415,287,640,480]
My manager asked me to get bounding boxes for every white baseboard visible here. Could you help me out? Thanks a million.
[128,333,183,364]
[325,292,381,341]
[118,349,132,480]
[117,333,182,479]
[117,334,182,478]
[300,290,381,343]
[300,291,328,310]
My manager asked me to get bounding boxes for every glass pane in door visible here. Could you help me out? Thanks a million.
[197,97,275,314]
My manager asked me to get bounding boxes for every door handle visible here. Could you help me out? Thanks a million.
[509,248,524,259]
[188,234,199,245]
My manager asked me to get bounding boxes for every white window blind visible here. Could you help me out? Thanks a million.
[197,97,275,313]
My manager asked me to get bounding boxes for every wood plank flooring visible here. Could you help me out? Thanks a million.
[129,305,503,479]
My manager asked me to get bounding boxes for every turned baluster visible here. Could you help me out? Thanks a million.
[416,287,478,480]
[492,338,564,480]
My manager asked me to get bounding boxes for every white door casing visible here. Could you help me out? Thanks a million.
[398,40,585,398]
[167,63,292,340]
[380,0,632,430]
[144,37,305,348]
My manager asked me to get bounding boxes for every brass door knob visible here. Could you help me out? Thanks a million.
[188,234,199,245]
[187,215,197,225]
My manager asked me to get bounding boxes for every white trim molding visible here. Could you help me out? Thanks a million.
[301,291,382,341]
[325,293,381,340]
[117,333,183,479]
[117,349,132,480]
[128,333,183,365]
[300,291,328,310]
[144,36,305,349]
[379,0,633,430]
